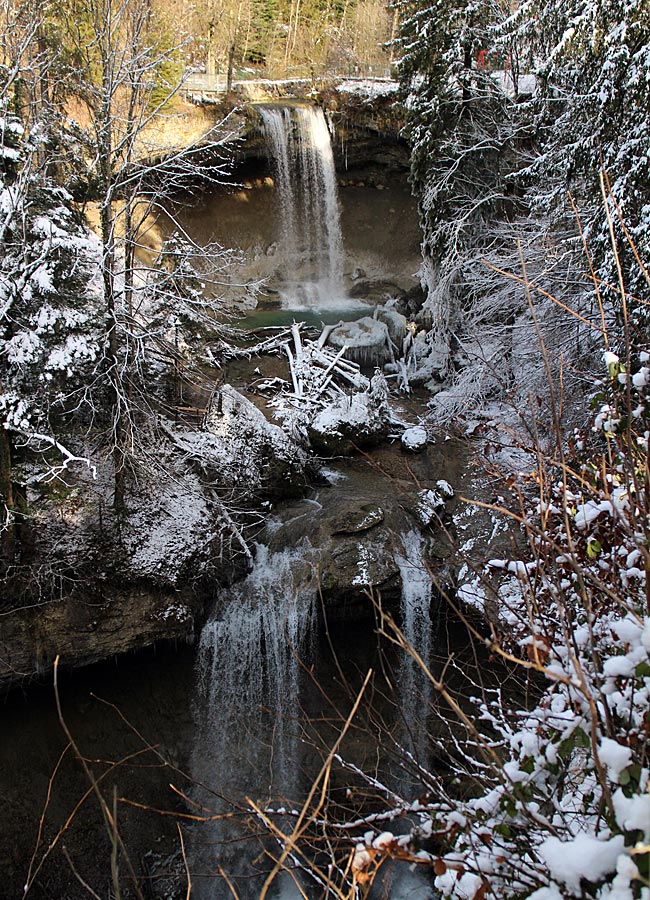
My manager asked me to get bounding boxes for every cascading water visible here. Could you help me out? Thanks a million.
[190,544,317,899]
[190,522,436,899]
[396,530,434,770]
[258,104,346,309]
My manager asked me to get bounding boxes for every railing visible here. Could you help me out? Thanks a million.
[183,73,231,94]
[182,69,396,97]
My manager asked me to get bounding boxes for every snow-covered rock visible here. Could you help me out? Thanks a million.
[308,374,391,455]
[401,425,428,452]
[375,306,408,345]
[327,316,393,368]
[183,384,309,499]
[436,478,454,498]
[123,468,217,584]
[408,329,450,387]
[413,488,445,527]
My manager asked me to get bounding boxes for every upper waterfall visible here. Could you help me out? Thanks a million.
[258,104,346,310]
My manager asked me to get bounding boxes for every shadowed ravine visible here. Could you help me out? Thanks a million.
[0,105,474,900]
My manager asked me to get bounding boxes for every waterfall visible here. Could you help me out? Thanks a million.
[191,544,317,898]
[190,530,435,897]
[396,530,434,770]
[258,104,346,309]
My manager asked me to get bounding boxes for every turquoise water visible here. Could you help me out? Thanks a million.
[234,299,372,333]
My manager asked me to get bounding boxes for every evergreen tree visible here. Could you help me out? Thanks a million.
[245,0,281,64]
[510,0,650,313]
[0,100,100,564]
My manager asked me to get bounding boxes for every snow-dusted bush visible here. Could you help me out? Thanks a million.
[320,321,650,898]
[426,217,604,426]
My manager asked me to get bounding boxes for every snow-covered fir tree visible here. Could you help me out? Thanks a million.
[0,101,101,564]
[510,0,650,310]
[398,0,650,422]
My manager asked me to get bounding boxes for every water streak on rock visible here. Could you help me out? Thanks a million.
[397,530,434,767]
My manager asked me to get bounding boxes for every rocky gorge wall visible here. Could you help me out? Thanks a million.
[0,87,420,692]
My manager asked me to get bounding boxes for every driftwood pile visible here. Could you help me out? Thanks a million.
[223,321,370,407]
[283,322,368,402]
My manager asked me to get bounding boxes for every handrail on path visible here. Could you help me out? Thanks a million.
[181,71,396,97]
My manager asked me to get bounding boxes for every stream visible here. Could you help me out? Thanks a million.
[0,103,501,900]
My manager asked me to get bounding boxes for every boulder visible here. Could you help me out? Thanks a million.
[401,425,428,453]
[414,488,445,528]
[183,384,309,500]
[319,532,401,602]
[308,373,391,455]
[327,316,392,368]
[375,306,408,345]
[264,496,414,618]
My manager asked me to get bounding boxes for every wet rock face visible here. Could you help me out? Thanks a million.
[0,585,205,689]
[264,487,427,620]
[318,532,402,617]
[332,503,384,534]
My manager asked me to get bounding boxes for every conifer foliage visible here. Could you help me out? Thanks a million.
[517,0,650,304]
[0,94,100,564]
[398,0,518,332]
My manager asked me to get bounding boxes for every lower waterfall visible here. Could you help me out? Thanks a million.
[190,533,437,898]
[191,544,317,898]
[397,530,434,775]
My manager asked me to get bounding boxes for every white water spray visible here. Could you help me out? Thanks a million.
[191,544,317,897]
[196,544,316,789]
[258,104,346,309]
[396,530,434,768]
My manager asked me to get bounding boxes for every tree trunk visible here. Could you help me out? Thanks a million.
[227,42,236,93]
[0,427,15,564]
[463,44,472,103]
[99,147,126,514]
[207,22,215,77]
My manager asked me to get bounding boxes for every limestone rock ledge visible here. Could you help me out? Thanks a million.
[0,584,206,690]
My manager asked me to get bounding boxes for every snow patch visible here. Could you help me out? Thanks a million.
[538,834,626,893]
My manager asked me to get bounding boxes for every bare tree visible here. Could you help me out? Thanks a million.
[55,0,240,511]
